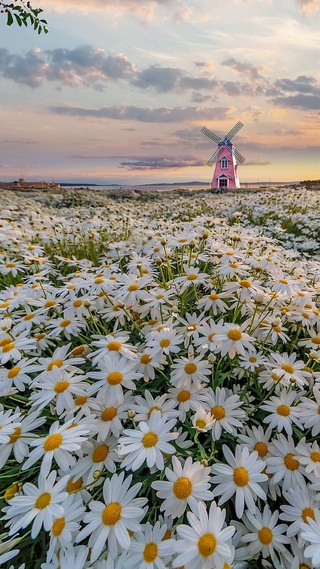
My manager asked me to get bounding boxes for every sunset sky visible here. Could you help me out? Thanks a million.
[1,0,320,185]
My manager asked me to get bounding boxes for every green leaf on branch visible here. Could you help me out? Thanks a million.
[7,11,14,25]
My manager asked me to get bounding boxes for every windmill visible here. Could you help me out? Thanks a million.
[201,121,245,190]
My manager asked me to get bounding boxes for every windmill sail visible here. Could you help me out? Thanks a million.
[200,126,221,144]
[224,121,244,141]
[232,147,246,164]
[207,148,220,166]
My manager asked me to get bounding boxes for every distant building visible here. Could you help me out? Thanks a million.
[0,178,60,189]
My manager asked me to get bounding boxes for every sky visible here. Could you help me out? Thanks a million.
[1,0,320,185]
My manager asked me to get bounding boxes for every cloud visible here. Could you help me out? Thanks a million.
[2,139,37,144]
[274,75,319,95]
[131,65,183,92]
[118,156,204,170]
[267,128,302,136]
[49,104,231,122]
[0,45,134,89]
[298,0,320,13]
[271,94,320,110]
[222,57,264,80]
[243,160,271,166]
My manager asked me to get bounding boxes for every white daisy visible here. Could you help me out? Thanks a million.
[266,434,305,492]
[88,353,142,404]
[124,520,174,569]
[203,387,246,441]
[300,508,320,567]
[211,445,267,518]
[118,411,178,472]
[279,481,318,538]
[75,471,147,562]
[3,470,68,539]
[152,455,214,518]
[173,500,235,569]
[241,505,290,563]
[261,389,303,435]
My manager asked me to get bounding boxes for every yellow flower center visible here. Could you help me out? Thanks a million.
[107,371,123,385]
[160,339,170,348]
[0,337,12,347]
[239,279,252,288]
[148,406,161,419]
[72,346,85,356]
[208,333,215,341]
[227,329,242,341]
[102,502,122,525]
[284,453,299,470]
[258,527,273,545]
[75,395,88,406]
[177,390,191,402]
[4,483,20,501]
[302,507,315,523]
[47,359,63,371]
[2,342,15,353]
[60,319,71,328]
[95,277,105,284]
[67,476,83,492]
[102,407,117,421]
[44,433,63,452]
[196,419,207,429]
[128,284,139,291]
[35,333,46,340]
[312,336,320,345]
[140,353,152,364]
[279,279,288,284]
[107,341,122,351]
[54,380,70,393]
[300,565,311,569]
[249,356,257,363]
[233,467,249,486]
[6,262,16,268]
[310,451,320,462]
[184,363,197,375]
[282,364,294,374]
[143,542,158,563]
[45,300,56,308]
[277,405,290,416]
[8,367,21,379]
[254,442,268,457]
[211,406,225,420]
[198,533,217,558]
[209,293,219,300]
[173,477,192,499]
[271,373,281,382]
[92,444,109,463]
[187,273,198,280]
[273,325,282,333]
[9,427,22,443]
[35,492,51,509]
[142,432,158,448]
[52,517,66,536]
[24,313,34,321]
[73,299,82,307]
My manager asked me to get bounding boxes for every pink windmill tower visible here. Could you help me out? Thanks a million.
[201,121,245,189]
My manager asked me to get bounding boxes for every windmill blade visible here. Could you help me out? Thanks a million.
[201,126,221,144]
[232,146,246,164]
[207,148,220,166]
[224,121,244,141]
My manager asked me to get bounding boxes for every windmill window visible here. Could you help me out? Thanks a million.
[221,158,228,169]
[219,178,228,188]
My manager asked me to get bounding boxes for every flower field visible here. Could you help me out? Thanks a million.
[1,187,320,569]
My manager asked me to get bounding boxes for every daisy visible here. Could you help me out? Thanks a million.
[192,407,215,432]
[46,494,85,562]
[176,312,207,348]
[0,357,39,395]
[202,387,246,441]
[299,386,320,436]
[0,331,36,364]
[124,520,174,569]
[170,353,211,388]
[35,343,85,377]
[279,481,318,537]
[174,264,208,293]
[89,333,138,366]
[213,323,255,359]
[0,409,45,469]
[193,319,222,354]
[173,500,235,569]
[147,327,183,356]
[211,445,267,518]
[3,470,68,539]
[167,382,208,422]
[241,505,290,563]
[260,389,303,435]
[295,437,320,478]
[266,352,311,388]
[300,508,320,567]
[88,354,142,404]
[96,392,134,440]
[75,471,147,562]
[70,436,120,484]
[114,274,151,305]
[135,348,165,382]
[47,309,85,340]
[0,406,21,444]
[152,455,214,518]
[237,426,273,460]
[117,411,178,472]
[22,420,89,477]
[196,290,228,315]
[266,434,305,492]
[132,390,179,423]
[30,367,89,415]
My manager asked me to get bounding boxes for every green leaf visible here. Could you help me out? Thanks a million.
[14,13,22,26]
[7,11,14,26]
